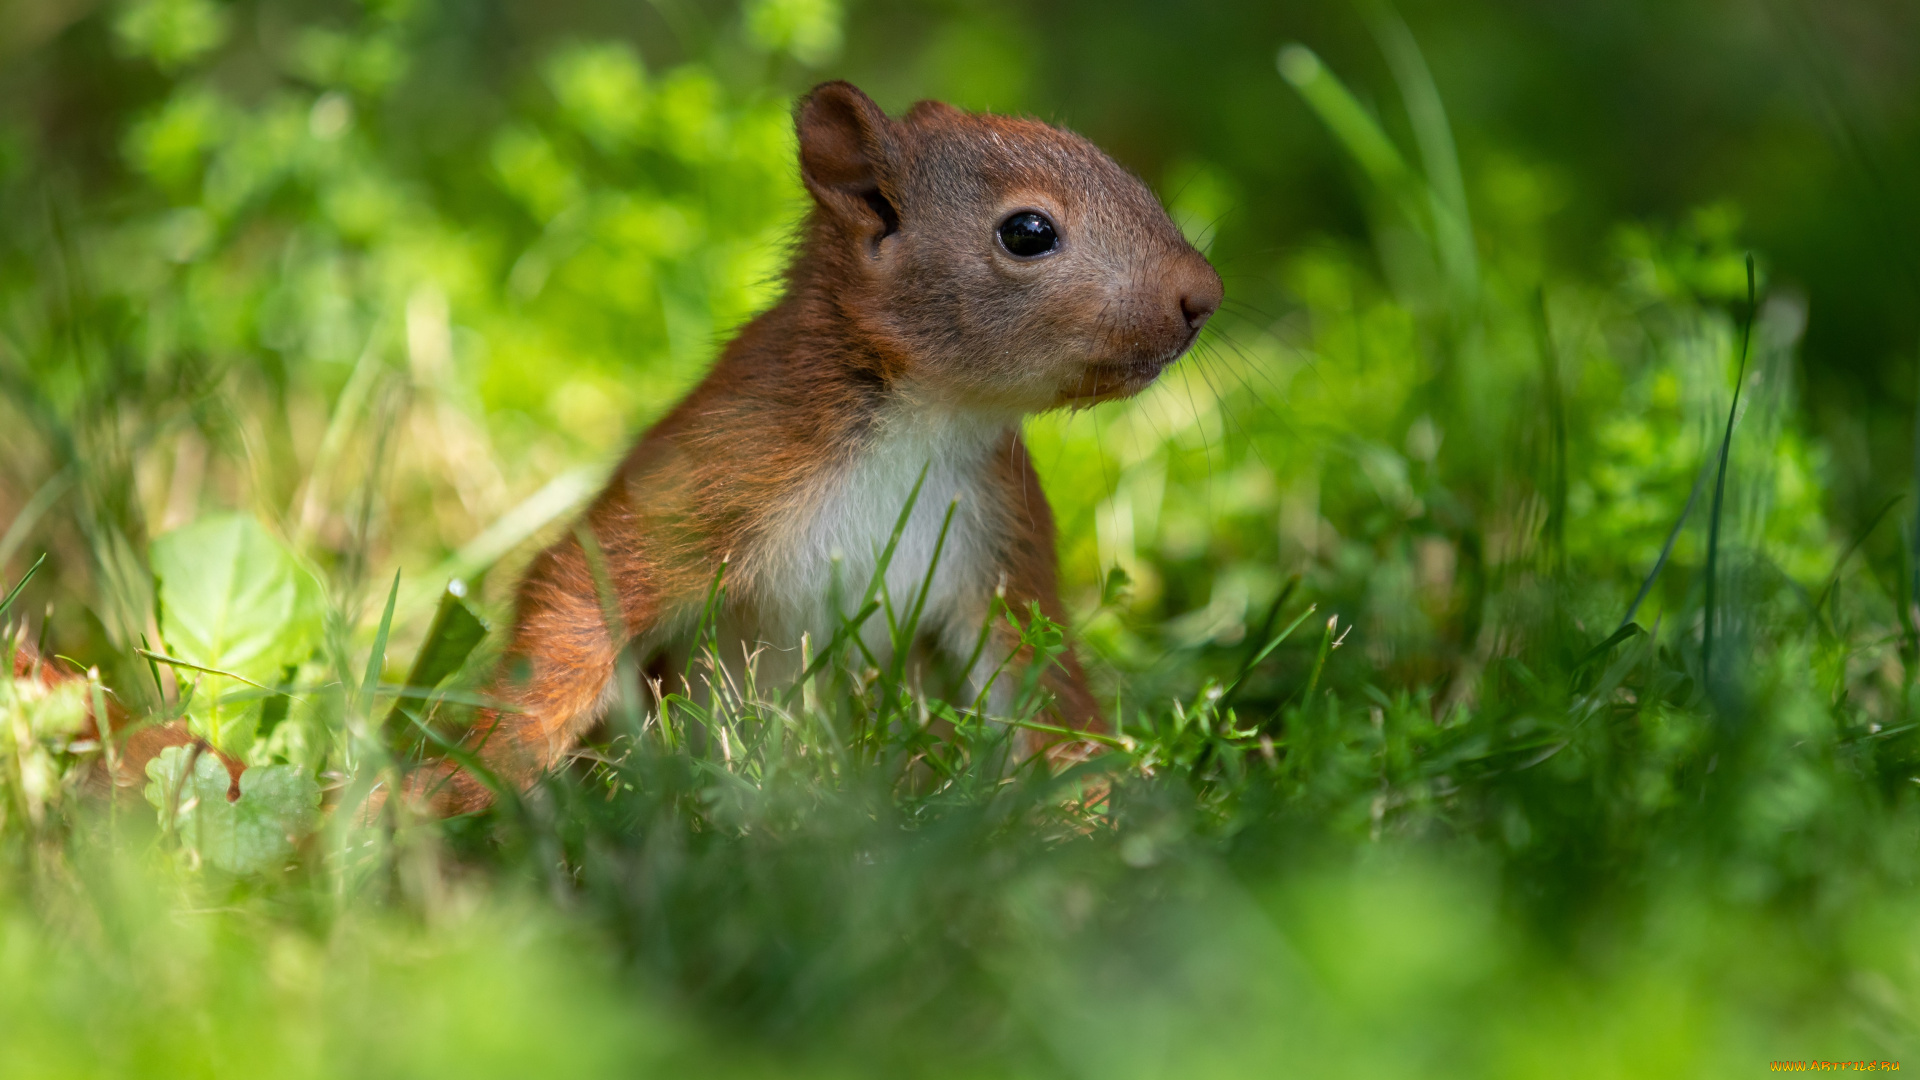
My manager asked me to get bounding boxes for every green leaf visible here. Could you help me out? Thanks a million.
[141,744,204,826]
[405,582,489,693]
[384,581,490,758]
[149,514,325,753]
[143,747,320,875]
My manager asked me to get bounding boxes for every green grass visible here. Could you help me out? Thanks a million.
[2,1,1918,1075]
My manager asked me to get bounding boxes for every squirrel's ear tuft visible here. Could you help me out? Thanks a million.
[797,82,902,245]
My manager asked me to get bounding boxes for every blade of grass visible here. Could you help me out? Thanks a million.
[1301,615,1341,703]
[1701,254,1758,695]
[687,554,731,691]
[0,552,47,622]
[882,495,959,713]
[1278,44,1430,234]
[403,465,601,617]
[1218,594,1316,712]
[780,463,930,705]
[861,462,930,612]
[1813,492,1901,621]
[574,525,628,646]
[1909,332,1920,656]
[133,647,275,692]
[1228,574,1299,683]
[956,592,1011,714]
[0,469,69,573]
[1535,289,1568,575]
[1898,518,1920,671]
[137,632,169,708]
[901,496,959,645]
[360,568,401,716]
[87,667,117,781]
[1619,441,1718,632]
[1002,716,1129,751]
[1573,622,1644,672]
[294,317,389,547]
[1363,0,1477,298]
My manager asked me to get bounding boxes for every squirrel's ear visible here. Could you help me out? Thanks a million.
[797,82,902,245]
[904,99,965,124]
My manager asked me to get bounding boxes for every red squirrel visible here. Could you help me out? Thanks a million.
[413,82,1220,814]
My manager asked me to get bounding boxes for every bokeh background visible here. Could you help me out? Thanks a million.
[4,0,1920,1075]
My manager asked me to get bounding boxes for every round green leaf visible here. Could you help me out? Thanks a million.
[143,747,321,875]
[150,513,324,688]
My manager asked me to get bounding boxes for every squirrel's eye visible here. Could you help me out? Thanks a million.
[998,211,1058,258]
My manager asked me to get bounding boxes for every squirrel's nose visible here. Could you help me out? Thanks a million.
[1173,260,1223,333]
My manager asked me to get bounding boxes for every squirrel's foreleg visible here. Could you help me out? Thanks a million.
[411,518,657,816]
[986,434,1104,760]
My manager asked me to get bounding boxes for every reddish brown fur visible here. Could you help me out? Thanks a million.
[10,642,244,799]
[409,83,1219,814]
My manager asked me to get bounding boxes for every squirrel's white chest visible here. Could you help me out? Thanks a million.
[749,409,1009,655]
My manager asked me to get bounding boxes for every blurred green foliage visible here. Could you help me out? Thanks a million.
[2,0,1920,1074]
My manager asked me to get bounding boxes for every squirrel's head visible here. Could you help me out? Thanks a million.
[795,81,1222,413]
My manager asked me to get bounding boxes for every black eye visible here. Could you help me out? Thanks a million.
[998,211,1058,258]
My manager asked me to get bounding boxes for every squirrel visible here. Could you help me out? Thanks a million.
[409,81,1221,814]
